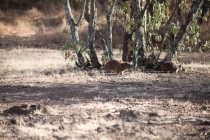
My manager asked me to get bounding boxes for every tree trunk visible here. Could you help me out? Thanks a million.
[85,0,108,65]
[106,0,116,60]
[122,32,133,62]
[171,0,204,55]
[132,0,147,68]
[122,0,133,62]
[88,0,101,69]
[62,0,86,67]
[96,28,109,65]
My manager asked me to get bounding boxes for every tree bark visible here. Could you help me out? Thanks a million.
[122,32,133,62]
[122,0,133,62]
[85,0,108,65]
[96,28,109,65]
[171,0,204,55]
[62,0,86,67]
[84,0,91,22]
[106,0,116,60]
[88,0,101,69]
[132,0,149,67]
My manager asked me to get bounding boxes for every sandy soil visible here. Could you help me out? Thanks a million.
[0,48,210,140]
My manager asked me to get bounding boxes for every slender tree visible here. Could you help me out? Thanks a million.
[106,0,116,60]
[122,0,133,62]
[62,0,86,67]
[171,0,204,56]
[150,0,181,62]
[87,0,101,68]
[85,0,108,66]
[132,0,150,67]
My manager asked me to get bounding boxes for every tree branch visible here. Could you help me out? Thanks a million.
[62,0,76,26]
[84,0,90,22]
[76,0,86,26]
[171,0,204,54]
[166,0,181,25]
[142,0,151,17]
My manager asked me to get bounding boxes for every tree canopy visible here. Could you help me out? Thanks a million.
[62,0,209,69]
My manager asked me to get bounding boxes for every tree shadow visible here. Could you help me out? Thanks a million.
[0,78,209,105]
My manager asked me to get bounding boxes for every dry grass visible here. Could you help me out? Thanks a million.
[0,6,71,46]
[0,48,209,90]
[0,48,67,71]
[0,48,210,139]
[1,97,210,139]
[0,2,209,139]
[0,8,40,37]
[0,48,71,86]
[0,48,128,85]
[0,4,122,48]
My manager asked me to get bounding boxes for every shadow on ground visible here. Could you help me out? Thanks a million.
[0,79,209,105]
[0,72,210,140]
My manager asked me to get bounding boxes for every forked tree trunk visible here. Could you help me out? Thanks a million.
[171,0,204,56]
[88,0,101,69]
[62,0,86,67]
[85,0,108,65]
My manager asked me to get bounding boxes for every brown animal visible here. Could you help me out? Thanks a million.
[157,61,179,73]
[104,60,132,75]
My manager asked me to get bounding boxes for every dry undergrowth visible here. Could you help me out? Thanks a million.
[0,2,210,139]
[0,48,210,140]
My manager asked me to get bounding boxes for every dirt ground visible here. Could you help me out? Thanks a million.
[0,47,210,140]
[0,1,210,139]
